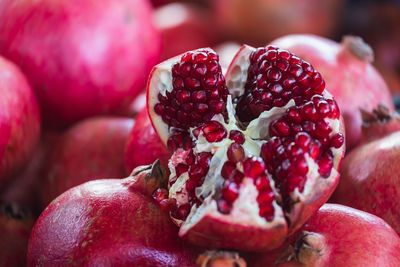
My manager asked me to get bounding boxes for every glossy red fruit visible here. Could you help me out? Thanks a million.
[0,56,41,187]
[147,46,345,251]
[212,0,344,45]
[247,204,400,266]
[0,0,161,128]
[332,105,400,234]
[154,3,217,60]
[28,161,199,266]
[0,203,34,266]
[271,34,394,150]
[41,117,134,207]
[124,107,170,174]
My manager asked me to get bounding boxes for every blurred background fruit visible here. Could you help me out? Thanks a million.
[0,0,161,128]
[40,117,134,208]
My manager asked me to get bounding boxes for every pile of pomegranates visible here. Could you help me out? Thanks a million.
[1,0,400,265]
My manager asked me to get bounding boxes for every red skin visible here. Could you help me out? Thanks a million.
[28,163,199,266]
[124,107,170,174]
[154,3,217,60]
[212,0,344,45]
[0,56,41,187]
[0,132,59,216]
[332,131,400,235]
[0,0,161,128]
[247,204,400,266]
[271,34,394,150]
[41,117,134,207]
[0,204,34,266]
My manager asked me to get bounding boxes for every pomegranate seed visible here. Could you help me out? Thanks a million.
[318,153,333,178]
[186,180,197,191]
[286,173,306,192]
[173,203,191,220]
[221,182,240,203]
[202,121,227,142]
[159,198,177,212]
[292,157,309,176]
[258,203,274,221]
[330,133,344,148]
[189,164,207,181]
[175,163,188,177]
[152,188,168,203]
[254,174,272,191]
[243,157,266,178]
[257,191,275,203]
[221,161,236,180]
[227,143,245,163]
[229,130,245,144]
[217,199,231,214]
[295,132,311,149]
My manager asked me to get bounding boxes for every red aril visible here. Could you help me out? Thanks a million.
[0,0,160,128]
[331,105,400,234]
[154,3,217,60]
[41,117,134,207]
[0,56,41,187]
[271,34,394,150]
[124,107,170,174]
[147,46,345,251]
[246,204,400,266]
[28,161,200,266]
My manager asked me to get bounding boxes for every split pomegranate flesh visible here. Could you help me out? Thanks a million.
[147,46,345,251]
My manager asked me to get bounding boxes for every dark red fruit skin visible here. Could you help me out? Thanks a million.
[331,130,400,235]
[0,56,41,187]
[0,132,59,216]
[124,107,170,174]
[28,162,199,266]
[0,0,161,128]
[154,3,217,60]
[246,204,400,266]
[271,34,394,150]
[0,204,34,267]
[41,117,134,208]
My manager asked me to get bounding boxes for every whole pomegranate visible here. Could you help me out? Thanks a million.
[272,34,394,150]
[212,0,344,45]
[124,107,170,174]
[154,3,217,60]
[246,204,400,266]
[0,0,161,128]
[41,117,134,207]
[0,56,41,187]
[0,203,34,266]
[331,105,400,234]
[147,45,345,251]
[28,161,199,266]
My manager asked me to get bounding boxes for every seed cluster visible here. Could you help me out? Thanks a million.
[154,50,228,130]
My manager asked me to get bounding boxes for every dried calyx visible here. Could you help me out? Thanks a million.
[147,45,345,251]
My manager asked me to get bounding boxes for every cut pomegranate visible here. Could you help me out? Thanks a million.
[147,46,345,251]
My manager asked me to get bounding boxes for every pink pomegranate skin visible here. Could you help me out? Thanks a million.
[28,163,199,266]
[0,0,161,128]
[247,204,400,266]
[124,107,170,174]
[0,204,34,267]
[332,131,400,235]
[271,34,394,150]
[0,56,41,187]
[41,117,134,207]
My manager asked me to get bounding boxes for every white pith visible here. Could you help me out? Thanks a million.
[147,45,345,233]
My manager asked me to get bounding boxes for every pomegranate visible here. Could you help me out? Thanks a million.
[41,117,134,207]
[0,0,161,128]
[124,107,171,174]
[147,46,345,251]
[331,105,400,234]
[246,204,400,266]
[154,3,217,61]
[28,161,199,266]
[0,203,34,266]
[214,42,241,74]
[212,0,344,45]
[271,34,394,150]
[0,56,41,187]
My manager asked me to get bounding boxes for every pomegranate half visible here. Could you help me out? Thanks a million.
[147,46,345,251]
